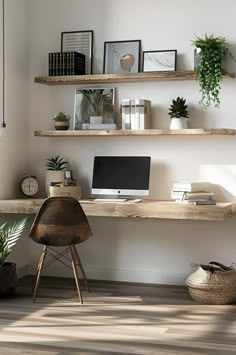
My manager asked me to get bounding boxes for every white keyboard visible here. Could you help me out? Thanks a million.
[94,198,127,202]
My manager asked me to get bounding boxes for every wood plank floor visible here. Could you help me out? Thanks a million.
[0,276,236,354]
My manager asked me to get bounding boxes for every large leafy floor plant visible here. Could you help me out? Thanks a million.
[192,34,234,109]
[0,218,27,295]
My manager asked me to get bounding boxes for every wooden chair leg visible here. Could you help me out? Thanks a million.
[69,246,83,304]
[33,246,47,303]
[72,245,90,293]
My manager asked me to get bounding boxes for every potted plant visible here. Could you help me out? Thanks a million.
[192,34,235,109]
[168,97,189,129]
[53,112,71,130]
[0,218,27,295]
[45,156,68,195]
[79,89,114,124]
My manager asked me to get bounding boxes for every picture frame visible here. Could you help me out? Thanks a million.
[142,50,177,72]
[61,30,93,74]
[73,88,115,130]
[103,40,141,74]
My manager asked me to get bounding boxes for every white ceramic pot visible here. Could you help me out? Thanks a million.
[170,117,188,129]
[45,171,65,196]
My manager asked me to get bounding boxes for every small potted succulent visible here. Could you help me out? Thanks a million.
[192,34,235,109]
[168,97,189,129]
[0,218,27,295]
[45,156,68,195]
[53,112,71,130]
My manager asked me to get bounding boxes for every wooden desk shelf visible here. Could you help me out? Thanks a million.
[34,128,236,138]
[34,71,234,86]
[0,199,235,221]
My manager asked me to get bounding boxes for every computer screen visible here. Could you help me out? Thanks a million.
[92,156,151,196]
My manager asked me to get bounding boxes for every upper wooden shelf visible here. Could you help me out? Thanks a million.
[34,128,236,137]
[34,71,234,85]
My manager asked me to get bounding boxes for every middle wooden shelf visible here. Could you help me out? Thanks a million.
[34,128,236,137]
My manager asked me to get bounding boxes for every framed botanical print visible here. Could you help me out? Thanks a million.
[103,40,141,74]
[142,50,177,72]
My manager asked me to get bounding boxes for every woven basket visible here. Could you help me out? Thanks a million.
[185,261,236,304]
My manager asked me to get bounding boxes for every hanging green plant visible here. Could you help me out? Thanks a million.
[192,34,235,109]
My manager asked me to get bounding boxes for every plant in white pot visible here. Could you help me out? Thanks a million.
[53,112,71,130]
[168,97,189,129]
[0,218,27,296]
[45,156,68,196]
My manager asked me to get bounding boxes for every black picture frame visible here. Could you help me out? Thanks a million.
[142,49,177,72]
[61,30,93,74]
[103,40,141,74]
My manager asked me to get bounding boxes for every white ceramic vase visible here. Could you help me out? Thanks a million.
[170,117,188,129]
[45,171,65,196]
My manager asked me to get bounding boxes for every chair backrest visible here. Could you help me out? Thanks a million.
[29,197,92,246]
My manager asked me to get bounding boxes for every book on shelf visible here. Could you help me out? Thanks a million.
[171,191,214,200]
[172,181,210,192]
[82,123,117,130]
[176,197,216,205]
[48,51,85,76]
[120,99,151,130]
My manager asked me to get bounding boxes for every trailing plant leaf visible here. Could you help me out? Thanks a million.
[168,97,189,118]
[0,218,27,266]
[192,34,235,109]
[45,156,68,170]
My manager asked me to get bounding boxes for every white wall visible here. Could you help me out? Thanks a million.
[0,0,30,272]
[27,0,236,284]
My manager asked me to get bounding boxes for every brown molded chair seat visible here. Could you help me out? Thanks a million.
[29,196,92,304]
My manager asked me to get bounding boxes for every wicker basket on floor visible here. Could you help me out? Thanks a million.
[185,261,236,304]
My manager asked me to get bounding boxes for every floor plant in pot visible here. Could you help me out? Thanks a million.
[192,34,235,109]
[0,218,27,296]
[168,97,189,129]
[53,112,71,130]
[45,156,68,196]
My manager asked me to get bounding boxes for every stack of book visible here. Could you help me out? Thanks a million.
[48,51,85,76]
[171,181,216,205]
[121,99,151,130]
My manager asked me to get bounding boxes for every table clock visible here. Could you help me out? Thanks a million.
[20,175,39,197]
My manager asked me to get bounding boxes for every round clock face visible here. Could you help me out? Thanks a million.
[20,175,39,197]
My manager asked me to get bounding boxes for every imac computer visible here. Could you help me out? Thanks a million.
[92,156,151,198]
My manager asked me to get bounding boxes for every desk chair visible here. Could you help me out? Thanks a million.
[29,196,92,304]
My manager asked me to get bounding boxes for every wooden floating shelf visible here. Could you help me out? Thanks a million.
[34,128,236,137]
[0,199,235,221]
[34,71,234,85]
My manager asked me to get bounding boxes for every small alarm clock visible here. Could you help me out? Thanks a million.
[20,175,39,197]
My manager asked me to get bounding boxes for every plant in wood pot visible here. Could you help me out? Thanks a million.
[53,112,71,130]
[45,156,68,196]
[168,97,189,129]
[0,218,27,296]
[192,34,235,109]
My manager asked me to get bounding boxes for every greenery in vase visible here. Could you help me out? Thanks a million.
[53,112,71,122]
[168,97,189,118]
[0,218,27,266]
[192,34,235,109]
[45,156,68,170]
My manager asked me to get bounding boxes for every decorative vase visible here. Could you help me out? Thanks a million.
[45,170,65,196]
[54,121,70,130]
[170,117,188,129]
[0,262,17,296]
[194,48,201,69]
